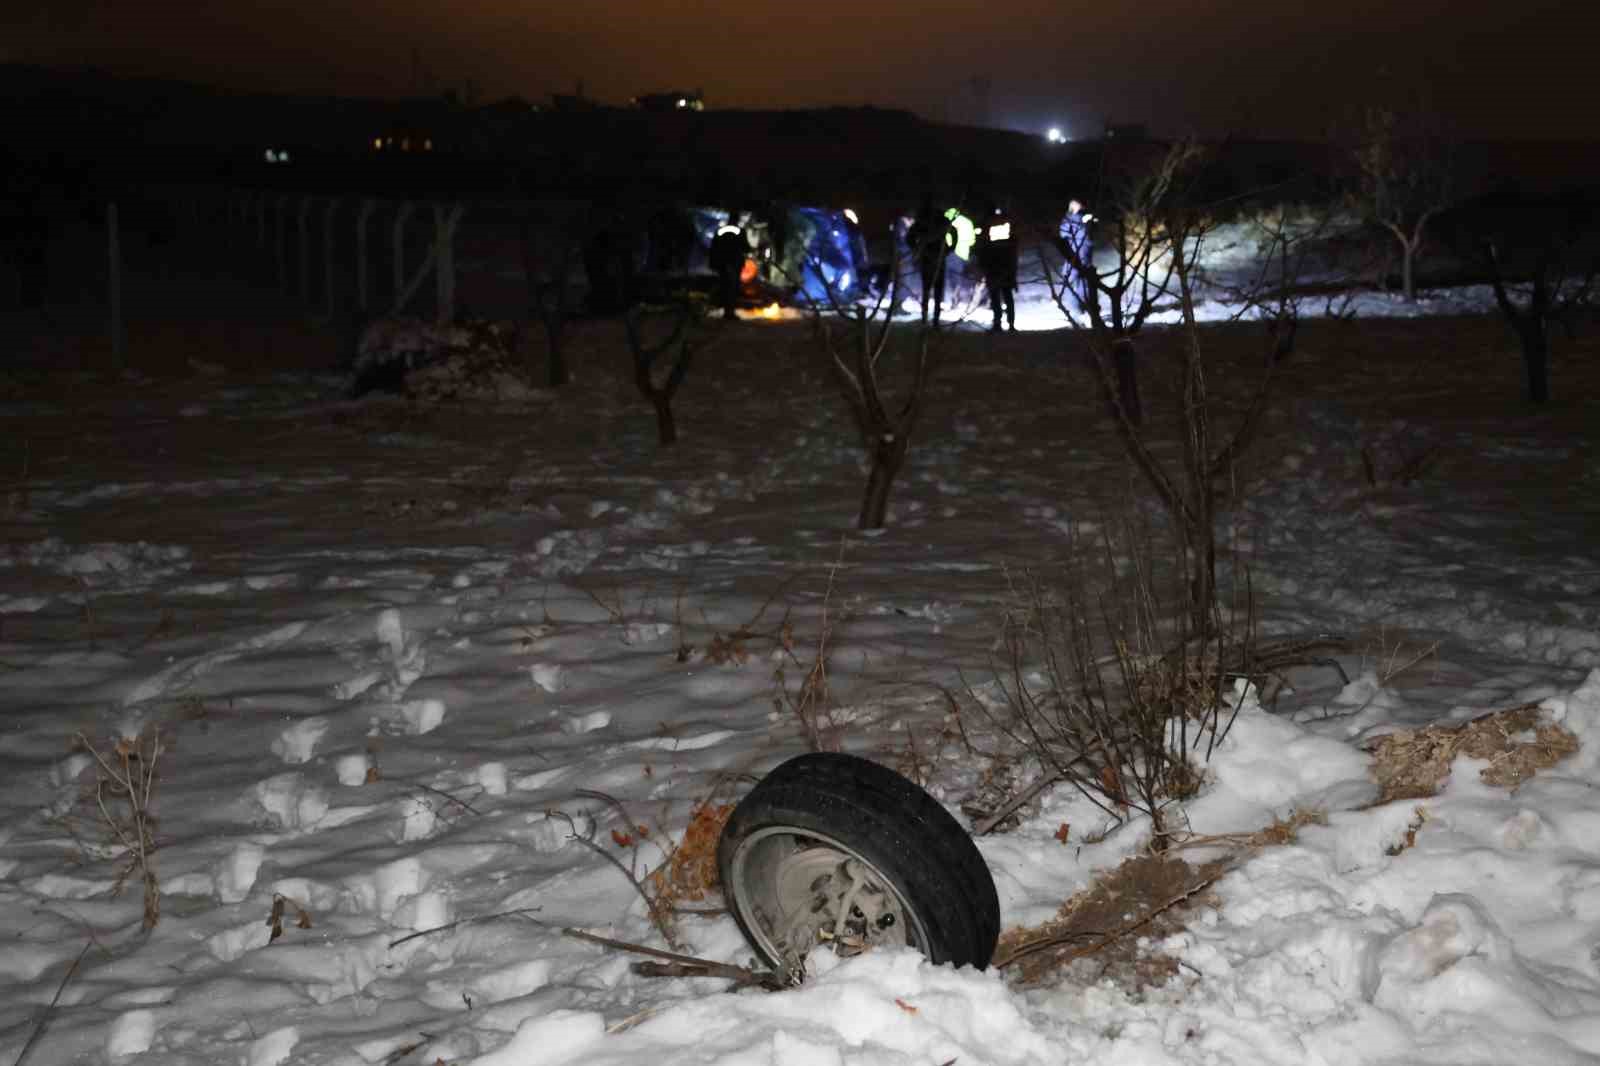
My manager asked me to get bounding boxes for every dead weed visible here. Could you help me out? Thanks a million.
[648,801,734,908]
[995,853,1230,990]
[1168,807,1329,853]
[994,806,1332,990]
[267,892,314,943]
[72,728,164,930]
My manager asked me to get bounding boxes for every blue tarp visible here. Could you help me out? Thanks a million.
[787,206,870,306]
[671,204,870,307]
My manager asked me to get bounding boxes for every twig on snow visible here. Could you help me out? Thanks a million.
[972,759,1085,837]
[12,940,92,1066]
[547,808,681,950]
[414,781,483,817]
[387,907,547,949]
[561,927,784,991]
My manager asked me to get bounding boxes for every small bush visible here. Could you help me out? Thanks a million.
[978,518,1258,850]
[73,728,164,929]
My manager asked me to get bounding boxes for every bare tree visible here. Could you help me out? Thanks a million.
[520,203,584,388]
[1349,106,1457,302]
[977,176,1335,848]
[1067,142,1296,629]
[1053,141,1205,425]
[805,256,935,531]
[1478,195,1599,405]
[622,297,717,446]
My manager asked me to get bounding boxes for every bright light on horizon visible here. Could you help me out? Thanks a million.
[1046,126,1066,143]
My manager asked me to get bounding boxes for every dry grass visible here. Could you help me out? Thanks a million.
[995,806,1332,990]
[1364,702,1578,803]
[994,853,1230,989]
[990,699,1580,991]
[1168,807,1329,854]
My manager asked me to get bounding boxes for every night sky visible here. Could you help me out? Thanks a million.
[8,0,1593,140]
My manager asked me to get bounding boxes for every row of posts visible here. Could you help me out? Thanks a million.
[101,189,468,367]
[234,190,466,322]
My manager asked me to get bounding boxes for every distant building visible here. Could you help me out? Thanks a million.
[371,132,435,153]
[633,90,704,113]
[370,99,453,154]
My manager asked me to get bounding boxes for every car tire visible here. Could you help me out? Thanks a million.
[717,752,1000,982]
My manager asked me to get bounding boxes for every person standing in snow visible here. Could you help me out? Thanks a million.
[906,198,955,328]
[1058,198,1093,316]
[708,214,749,320]
[975,203,1018,332]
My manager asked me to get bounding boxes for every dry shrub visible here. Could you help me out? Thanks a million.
[890,715,968,790]
[73,728,163,930]
[702,631,754,665]
[648,801,734,907]
[1364,702,1578,803]
[980,549,1257,850]
[772,627,838,750]
[771,553,848,752]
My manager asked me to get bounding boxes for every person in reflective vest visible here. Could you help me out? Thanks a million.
[1058,198,1093,316]
[975,204,1018,333]
[944,207,977,263]
[708,215,748,320]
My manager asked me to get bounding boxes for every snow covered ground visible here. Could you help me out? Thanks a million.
[875,216,1507,335]
[2,298,1599,1066]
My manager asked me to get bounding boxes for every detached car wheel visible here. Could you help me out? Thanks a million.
[717,752,999,981]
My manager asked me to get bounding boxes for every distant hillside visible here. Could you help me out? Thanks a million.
[5,65,1596,205]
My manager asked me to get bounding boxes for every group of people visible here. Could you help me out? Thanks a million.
[903,196,1094,331]
[698,195,1098,328]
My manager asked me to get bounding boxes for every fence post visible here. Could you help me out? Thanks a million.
[108,203,124,369]
[356,199,375,314]
[240,190,252,263]
[297,196,312,304]
[322,197,339,317]
[276,194,290,291]
[393,201,415,309]
[434,202,464,324]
